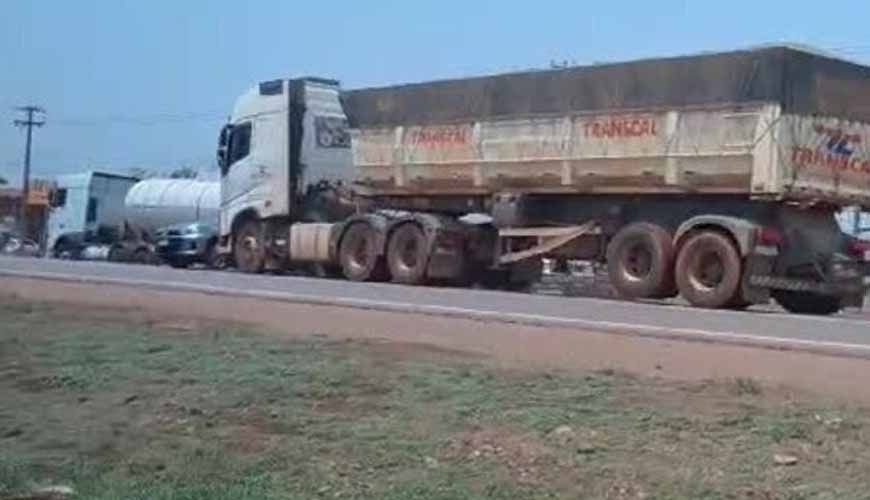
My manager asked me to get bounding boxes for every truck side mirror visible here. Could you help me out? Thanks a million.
[217,146,228,174]
[217,124,232,175]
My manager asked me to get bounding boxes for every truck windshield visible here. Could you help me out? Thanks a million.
[52,188,67,208]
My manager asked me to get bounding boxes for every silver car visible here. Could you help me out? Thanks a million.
[155,222,219,269]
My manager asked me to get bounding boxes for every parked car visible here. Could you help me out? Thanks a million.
[155,222,220,269]
[0,229,40,257]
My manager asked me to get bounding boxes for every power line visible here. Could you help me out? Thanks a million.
[13,105,45,233]
[51,110,227,127]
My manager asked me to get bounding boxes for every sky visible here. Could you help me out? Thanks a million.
[2,0,870,185]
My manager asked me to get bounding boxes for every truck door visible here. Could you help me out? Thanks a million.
[46,187,71,250]
[220,121,254,206]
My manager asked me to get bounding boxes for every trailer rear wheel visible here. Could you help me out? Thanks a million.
[339,222,387,282]
[675,230,742,309]
[233,219,265,273]
[606,223,676,299]
[772,291,841,316]
[133,247,153,265]
[387,223,429,285]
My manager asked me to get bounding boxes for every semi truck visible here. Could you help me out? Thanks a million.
[216,46,870,315]
[47,171,140,259]
[47,174,220,264]
[124,178,221,268]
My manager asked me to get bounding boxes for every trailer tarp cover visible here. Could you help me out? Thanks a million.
[343,46,870,127]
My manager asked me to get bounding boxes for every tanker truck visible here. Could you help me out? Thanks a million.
[124,178,220,242]
[47,175,220,264]
[123,178,221,267]
[216,46,870,315]
[46,171,139,259]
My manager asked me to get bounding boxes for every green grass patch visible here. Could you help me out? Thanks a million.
[1,299,869,499]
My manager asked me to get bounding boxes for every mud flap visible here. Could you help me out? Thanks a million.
[421,216,467,281]
[426,248,466,280]
[742,253,774,304]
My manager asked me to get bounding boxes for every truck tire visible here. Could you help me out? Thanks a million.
[54,239,78,260]
[606,222,676,299]
[233,219,265,273]
[675,230,742,309]
[772,291,841,316]
[134,247,153,265]
[107,245,123,263]
[387,223,429,285]
[339,222,387,282]
[206,242,229,270]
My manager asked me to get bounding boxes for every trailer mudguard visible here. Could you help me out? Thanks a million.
[674,215,759,256]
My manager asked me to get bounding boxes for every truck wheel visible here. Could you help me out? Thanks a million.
[387,223,429,285]
[206,242,229,270]
[54,240,78,260]
[233,219,265,273]
[339,222,387,282]
[772,291,841,316]
[133,247,152,265]
[606,223,676,299]
[675,230,742,309]
[107,245,121,262]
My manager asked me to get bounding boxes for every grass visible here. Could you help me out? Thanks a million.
[1,298,869,499]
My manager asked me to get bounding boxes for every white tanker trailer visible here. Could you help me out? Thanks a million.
[47,177,220,264]
[123,179,220,240]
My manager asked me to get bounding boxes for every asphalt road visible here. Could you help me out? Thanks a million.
[1,255,869,355]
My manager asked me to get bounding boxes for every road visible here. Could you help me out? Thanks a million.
[1,255,868,355]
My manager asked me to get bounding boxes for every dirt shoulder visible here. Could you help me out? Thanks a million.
[3,297,870,499]
[3,277,870,404]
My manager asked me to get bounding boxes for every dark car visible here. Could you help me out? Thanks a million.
[155,222,219,269]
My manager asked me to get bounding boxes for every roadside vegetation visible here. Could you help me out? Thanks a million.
[1,298,869,499]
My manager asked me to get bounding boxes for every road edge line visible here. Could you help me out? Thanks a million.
[2,268,870,360]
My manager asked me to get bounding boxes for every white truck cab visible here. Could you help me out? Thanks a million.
[218,78,354,245]
[47,171,138,257]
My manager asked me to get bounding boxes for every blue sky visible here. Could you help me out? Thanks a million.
[2,0,870,185]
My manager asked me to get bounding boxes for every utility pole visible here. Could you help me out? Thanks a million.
[13,105,45,234]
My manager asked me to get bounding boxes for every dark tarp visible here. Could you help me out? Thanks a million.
[342,46,870,128]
